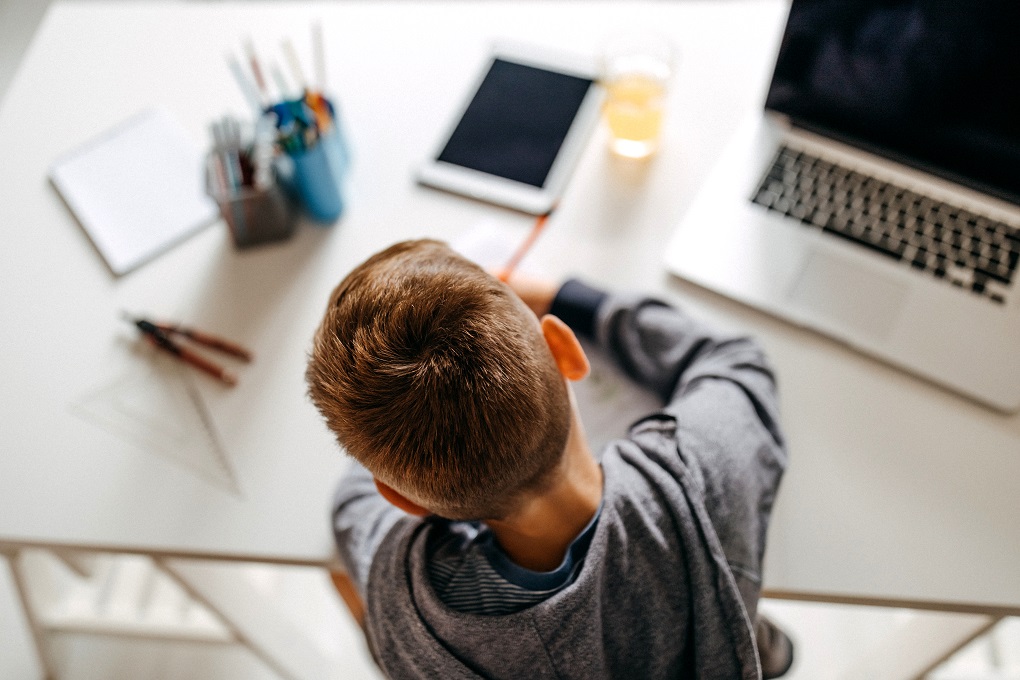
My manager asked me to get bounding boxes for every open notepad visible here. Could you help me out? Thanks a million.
[49,109,218,276]
[453,220,661,456]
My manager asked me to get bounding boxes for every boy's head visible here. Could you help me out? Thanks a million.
[306,239,572,520]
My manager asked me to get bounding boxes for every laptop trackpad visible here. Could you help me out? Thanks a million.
[787,250,908,341]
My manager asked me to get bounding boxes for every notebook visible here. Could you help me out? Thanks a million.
[663,0,1020,412]
[50,109,218,276]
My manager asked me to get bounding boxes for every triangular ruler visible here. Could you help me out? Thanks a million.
[71,357,240,496]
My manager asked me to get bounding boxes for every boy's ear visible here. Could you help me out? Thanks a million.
[375,479,430,517]
[541,315,590,382]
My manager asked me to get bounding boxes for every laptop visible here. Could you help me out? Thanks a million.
[664,0,1020,412]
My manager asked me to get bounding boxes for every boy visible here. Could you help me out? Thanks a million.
[307,239,791,679]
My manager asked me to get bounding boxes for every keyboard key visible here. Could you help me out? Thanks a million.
[977,265,1013,284]
[823,226,904,261]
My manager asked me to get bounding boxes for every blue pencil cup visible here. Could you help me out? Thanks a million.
[289,128,348,224]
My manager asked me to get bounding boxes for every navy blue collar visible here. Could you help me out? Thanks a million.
[480,502,604,591]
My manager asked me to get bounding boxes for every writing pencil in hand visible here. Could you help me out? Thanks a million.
[498,210,553,283]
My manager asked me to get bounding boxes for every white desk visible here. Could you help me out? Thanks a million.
[2,1,1019,678]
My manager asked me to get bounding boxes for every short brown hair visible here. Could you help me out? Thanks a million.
[306,240,571,519]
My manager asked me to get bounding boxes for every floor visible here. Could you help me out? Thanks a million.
[4,548,1020,680]
[2,1,1018,679]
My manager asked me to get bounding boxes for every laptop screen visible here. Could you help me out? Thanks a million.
[765,0,1020,206]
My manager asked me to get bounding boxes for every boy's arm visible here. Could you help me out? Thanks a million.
[540,277,787,618]
[546,278,783,447]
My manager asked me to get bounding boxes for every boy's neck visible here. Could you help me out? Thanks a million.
[485,412,602,572]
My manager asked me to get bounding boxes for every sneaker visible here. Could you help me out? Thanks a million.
[756,615,795,679]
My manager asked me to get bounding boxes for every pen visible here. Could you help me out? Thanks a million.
[498,210,553,282]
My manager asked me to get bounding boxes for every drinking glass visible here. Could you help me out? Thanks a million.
[601,33,675,159]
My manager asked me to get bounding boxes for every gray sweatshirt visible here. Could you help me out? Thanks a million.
[332,281,787,679]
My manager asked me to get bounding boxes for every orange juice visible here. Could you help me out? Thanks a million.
[603,73,669,158]
[601,31,674,158]
[604,73,667,158]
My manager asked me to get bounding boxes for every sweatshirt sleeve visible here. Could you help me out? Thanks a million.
[554,279,787,617]
[332,459,407,598]
[551,278,783,448]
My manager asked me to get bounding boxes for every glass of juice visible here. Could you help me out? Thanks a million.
[601,33,675,159]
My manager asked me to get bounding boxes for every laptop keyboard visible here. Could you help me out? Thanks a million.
[751,145,1020,305]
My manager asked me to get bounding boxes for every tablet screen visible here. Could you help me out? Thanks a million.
[436,58,595,188]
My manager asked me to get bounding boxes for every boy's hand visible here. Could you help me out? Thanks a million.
[500,273,559,317]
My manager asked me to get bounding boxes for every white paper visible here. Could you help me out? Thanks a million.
[49,109,218,275]
[451,218,540,274]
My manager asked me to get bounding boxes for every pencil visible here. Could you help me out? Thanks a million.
[271,62,292,99]
[282,39,308,90]
[498,211,552,282]
[243,39,270,103]
[312,21,327,92]
[227,54,264,116]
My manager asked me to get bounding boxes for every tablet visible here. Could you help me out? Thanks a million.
[417,45,604,215]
